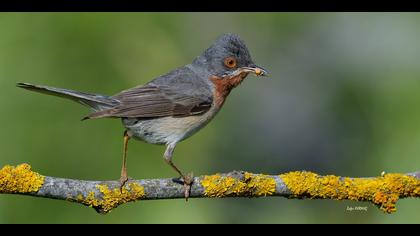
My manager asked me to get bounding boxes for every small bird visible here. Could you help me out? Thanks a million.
[17,33,268,199]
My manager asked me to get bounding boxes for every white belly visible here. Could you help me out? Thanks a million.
[122,105,220,145]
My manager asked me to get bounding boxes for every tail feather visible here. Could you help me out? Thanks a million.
[17,82,120,117]
[82,108,116,120]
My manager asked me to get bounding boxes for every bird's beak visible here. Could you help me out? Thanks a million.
[241,65,269,77]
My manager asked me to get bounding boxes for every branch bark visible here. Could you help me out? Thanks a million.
[1,163,419,214]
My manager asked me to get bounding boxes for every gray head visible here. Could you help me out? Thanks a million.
[192,33,268,78]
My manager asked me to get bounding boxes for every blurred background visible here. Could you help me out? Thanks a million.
[1,12,420,223]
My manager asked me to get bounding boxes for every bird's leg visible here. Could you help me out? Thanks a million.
[119,130,130,191]
[164,143,193,200]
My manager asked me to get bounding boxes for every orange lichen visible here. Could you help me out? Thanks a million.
[281,171,420,213]
[0,163,45,193]
[201,172,276,198]
[77,182,145,214]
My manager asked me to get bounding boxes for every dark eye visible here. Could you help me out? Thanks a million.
[224,56,237,69]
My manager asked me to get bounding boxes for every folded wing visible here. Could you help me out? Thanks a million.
[85,81,213,119]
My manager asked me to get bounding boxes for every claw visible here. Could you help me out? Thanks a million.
[119,175,129,193]
[182,172,194,201]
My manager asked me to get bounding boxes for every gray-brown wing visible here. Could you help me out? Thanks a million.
[85,84,213,119]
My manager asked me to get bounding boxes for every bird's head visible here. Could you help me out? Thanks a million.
[194,33,268,80]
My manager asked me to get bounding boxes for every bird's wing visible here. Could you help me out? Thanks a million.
[85,72,213,119]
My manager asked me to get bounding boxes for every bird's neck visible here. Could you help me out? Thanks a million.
[209,73,248,108]
[191,55,208,69]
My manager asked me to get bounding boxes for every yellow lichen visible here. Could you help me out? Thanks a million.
[76,182,145,213]
[281,171,420,213]
[201,172,276,198]
[0,163,45,193]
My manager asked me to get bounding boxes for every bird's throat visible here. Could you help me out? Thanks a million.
[209,73,248,108]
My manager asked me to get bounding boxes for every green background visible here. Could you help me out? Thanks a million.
[1,13,420,223]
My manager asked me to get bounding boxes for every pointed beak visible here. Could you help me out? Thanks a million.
[242,65,269,77]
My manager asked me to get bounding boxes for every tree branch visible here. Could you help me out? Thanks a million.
[1,163,419,214]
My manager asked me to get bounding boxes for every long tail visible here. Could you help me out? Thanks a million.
[17,83,120,118]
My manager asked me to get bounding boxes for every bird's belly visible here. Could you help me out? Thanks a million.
[122,106,219,145]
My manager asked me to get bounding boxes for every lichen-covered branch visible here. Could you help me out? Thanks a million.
[1,163,420,214]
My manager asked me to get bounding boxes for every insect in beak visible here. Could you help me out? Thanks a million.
[223,65,269,78]
[243,65,269,77]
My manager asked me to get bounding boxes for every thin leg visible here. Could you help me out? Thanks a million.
[164,143,184,177]
[120,130,130,190]
[164,143,193,200]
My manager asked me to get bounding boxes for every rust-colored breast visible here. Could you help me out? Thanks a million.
[209,74,247,108]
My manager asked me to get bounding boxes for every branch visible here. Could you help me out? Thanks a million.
[1,163,419,214]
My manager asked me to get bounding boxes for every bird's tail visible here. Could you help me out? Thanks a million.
[17,83,120,117]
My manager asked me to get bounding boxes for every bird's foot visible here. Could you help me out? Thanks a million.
[181,172,194,201]
[119,175,131,193]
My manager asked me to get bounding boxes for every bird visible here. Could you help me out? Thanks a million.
[17,33,268,199]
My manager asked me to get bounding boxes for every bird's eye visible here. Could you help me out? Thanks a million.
[224,56,237,69]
